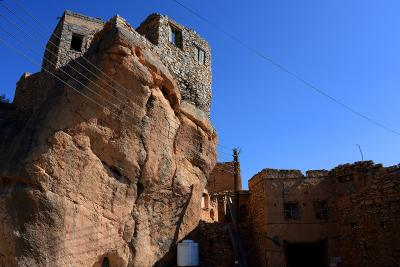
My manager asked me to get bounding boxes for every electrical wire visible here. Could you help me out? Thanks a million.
[0,13,229,163]
[1,0,234,151]
[0,35,238,178]
[0,1,241,174]
[171,0,400,137]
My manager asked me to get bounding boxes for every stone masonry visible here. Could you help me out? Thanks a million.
[247,161,400,267]
[1,12,218,267]
[42,11,212,116]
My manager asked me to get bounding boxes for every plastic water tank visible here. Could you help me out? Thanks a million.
[177,240,199,266]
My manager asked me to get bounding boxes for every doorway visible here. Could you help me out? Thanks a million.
[284,239,328,267]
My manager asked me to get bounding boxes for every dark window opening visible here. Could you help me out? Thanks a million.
[168,25,182,49]
[284,240,328,267]
[350,221,357,229]
[380,221,386,228]
[194,45,206,64]
[239,204,248,222]
[70,33,84,52]
[314,200,329,220]
[102,257,110,267]
[210,209,215,220]
[337,174,353,183]
[284,202,301,220]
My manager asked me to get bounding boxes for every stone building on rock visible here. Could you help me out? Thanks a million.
[203,160,400,267]
[42,10,212,115]
[1,8,399,267]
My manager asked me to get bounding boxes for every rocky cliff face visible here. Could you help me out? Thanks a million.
[0,16,217,267]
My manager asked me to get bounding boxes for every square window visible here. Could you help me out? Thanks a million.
[70,33,84,52]
[194,45,206,64]
[284,202,301,220]
[168,25,182,49]
[314,200,329,220]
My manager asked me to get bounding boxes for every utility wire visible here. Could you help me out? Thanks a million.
[2,0,235,152]
[0,0,237,171]
[0,34,238,175]
[171,0,400,136]
[0,28,235,174]
[0,7,232,161]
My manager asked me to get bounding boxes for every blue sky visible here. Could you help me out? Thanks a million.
[0,0,399,188]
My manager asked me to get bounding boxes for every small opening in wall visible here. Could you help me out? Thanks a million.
[314,200,329,220]
[101,257,110,267]
[168,24,182,49]
[210,209,215,221]
[194,45,206,64]
[380,221,386,228]
[70,33,84,52]
[201,193,209,209]
[350,221,357,229]
[284,202,301,220]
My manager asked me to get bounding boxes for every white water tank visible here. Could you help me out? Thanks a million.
[177,240,199,266]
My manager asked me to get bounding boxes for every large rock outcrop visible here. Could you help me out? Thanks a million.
[0,16,217,267]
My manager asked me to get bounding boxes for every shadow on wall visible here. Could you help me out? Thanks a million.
[153,219,264,267]
[154,221,236,267]
[92,254,125,267]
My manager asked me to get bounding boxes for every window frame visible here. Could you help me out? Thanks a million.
[70,33,84,52]
[314,200,329,220]
[284,202,301,220]
[168,24,183,49]
[194,45,206,64]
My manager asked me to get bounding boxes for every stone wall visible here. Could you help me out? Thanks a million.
[200,189,219,223]
[248,169,338,267]
[208,162,242,193]
[42,11,212,115]
[0,14,218,267]
[187,221,235,267]
[42,11,104,70]
[248,161,400,267]
[334,162,400,267]
[137,14,212,115]
[12,72,54,113]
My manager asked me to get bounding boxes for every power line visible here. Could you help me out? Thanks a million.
[0,1,238,174]
[171,0,400,137]
[0,6,234,163]
[0,27,236,174]
[0,34,237,176]
[0,0,232,155]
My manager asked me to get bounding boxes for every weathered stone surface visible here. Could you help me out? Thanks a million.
[247,161,400,267]
[0,15,217,267]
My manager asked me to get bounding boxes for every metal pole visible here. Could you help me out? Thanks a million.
[233,148,239,222]
[233,148,240,266]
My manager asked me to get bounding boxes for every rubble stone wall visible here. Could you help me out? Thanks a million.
[42,11,212,115]
[248,161,400,267]
[0,14,218,267]
[208,162,242,193]
[334,162,400,267]
[137,14,212,115]
[42,11,104,70]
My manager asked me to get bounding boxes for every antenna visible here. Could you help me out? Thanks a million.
[356,144,364,161]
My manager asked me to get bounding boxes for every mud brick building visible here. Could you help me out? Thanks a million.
[2,8,399,267]
[248,161,400,267]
